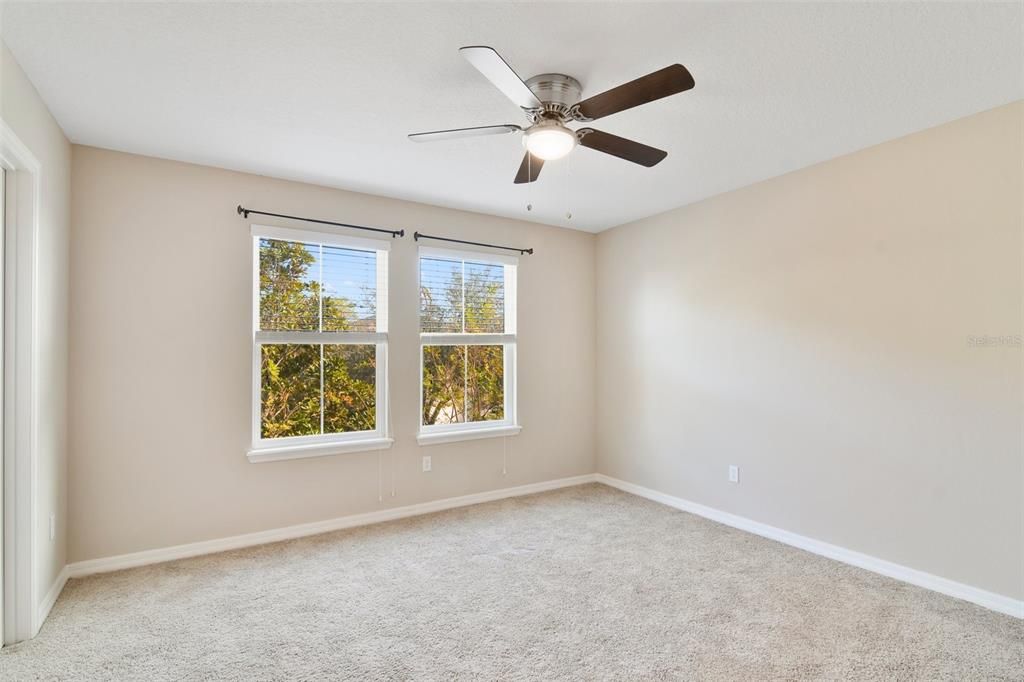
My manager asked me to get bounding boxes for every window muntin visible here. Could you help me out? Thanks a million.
[419,247,516,435]
[251,225,389,451]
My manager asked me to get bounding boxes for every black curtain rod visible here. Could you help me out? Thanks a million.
[414,232,533,255]
[237,205,404,238]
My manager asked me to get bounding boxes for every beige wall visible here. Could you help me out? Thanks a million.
[68,146,595,562]
[596,102,1023,600]
[61,98,1023,606]
[0,43,71,608]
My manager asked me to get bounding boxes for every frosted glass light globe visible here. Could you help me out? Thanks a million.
[523,122,576,161]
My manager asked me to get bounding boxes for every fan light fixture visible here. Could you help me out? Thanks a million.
[408,46,695,183]
[523,121,576,161]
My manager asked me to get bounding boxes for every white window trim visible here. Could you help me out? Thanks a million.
[254,224,392,253]
[248,224,392,462]
[247,436,394,463]
[418,245,517,266]
[417,424,521,446]
[417,245,519,444]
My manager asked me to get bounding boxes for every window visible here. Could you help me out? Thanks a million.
[249,225,391,462]
[418,247,520,444]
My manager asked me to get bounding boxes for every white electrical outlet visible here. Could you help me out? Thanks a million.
[728,465,739,483]
[49,513,56,541]
[422,456,432,472]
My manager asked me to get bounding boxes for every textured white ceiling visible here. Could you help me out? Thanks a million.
[2,2,1021,232]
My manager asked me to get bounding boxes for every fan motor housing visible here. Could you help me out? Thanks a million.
[525,73,582,119]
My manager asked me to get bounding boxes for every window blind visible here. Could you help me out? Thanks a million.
[419,255,505,334]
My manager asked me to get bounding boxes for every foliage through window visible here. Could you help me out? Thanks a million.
[419,249,516,434]
[252,226,389,451]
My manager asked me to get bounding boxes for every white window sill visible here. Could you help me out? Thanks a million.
[417,424,521,446]
[247,437,393,463]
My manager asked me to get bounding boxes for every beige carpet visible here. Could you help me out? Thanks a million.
[1,484,1020,680]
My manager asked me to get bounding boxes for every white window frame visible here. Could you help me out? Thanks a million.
[417,246,521,446]
[248,224,392,463]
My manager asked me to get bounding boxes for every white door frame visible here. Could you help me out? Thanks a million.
[0,119,40,645]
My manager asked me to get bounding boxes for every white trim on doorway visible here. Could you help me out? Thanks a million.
[0,118,42,644]
[36,566,68,631]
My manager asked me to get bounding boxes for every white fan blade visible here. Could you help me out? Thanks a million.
[408,124,522,142]
[459,46,542,110]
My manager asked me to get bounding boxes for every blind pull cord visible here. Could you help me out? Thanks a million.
[388,360,395,498]
[502,435,508,476]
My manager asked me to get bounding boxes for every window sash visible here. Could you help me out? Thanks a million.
[418,246,514,335]
[251,225,391,450]
[418,340,516,432]
[252,224,389,335]
[251,340,388,447]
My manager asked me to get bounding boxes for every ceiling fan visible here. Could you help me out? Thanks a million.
[408,46,695,184]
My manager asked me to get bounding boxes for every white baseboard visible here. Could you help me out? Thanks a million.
[595,474,1023,619]
[61,471,1021,620]
[35,565,69,635]
[67,474,598,579]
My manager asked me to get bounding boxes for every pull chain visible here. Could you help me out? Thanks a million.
[526,153,533,212]
[565,149,573,221]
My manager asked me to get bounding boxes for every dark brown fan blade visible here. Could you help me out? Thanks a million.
[574,64,694,121]
[577,128,667,167]
[514,152,544,183]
